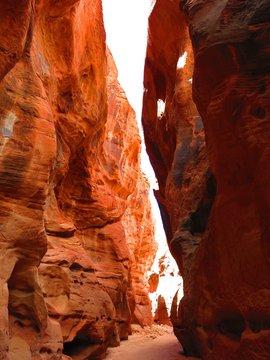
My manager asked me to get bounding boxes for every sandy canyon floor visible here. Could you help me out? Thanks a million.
[105,325,200,360]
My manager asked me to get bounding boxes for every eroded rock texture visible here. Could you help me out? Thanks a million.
[0,1,155,359]
[144,0,270,359]
[143,0,211,354]
[143,0,212,271]
[180,1,270,359]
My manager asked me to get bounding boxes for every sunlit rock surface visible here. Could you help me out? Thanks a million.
[0,1,155,358]
[144,0,270,359]
[148,247,182,327]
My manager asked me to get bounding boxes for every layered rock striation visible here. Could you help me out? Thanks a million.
[0,1,155,359]
[143,0,270,359]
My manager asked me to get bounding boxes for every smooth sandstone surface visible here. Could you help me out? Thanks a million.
[2,0,268,359]
[0,1,156,359]
[143,0,270,359]
[181,1,270,359]
[142,0,212,355]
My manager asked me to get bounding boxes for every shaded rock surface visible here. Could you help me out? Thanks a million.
[143,0,211,284]
[0,1,156,359]
[143,0,270,359]
[142,0,211,355]
[180,1,270,359]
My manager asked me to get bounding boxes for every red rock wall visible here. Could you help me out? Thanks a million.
[181,1,270,359]
[0,1,155,359]
[143,0,211,250]
[143,0,270,359]
[143,0,212,353]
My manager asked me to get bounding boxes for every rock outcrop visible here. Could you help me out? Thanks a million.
[0,1,155,359]
[148,247,182,328]
[154,295,171,326]
[143,0,270,359]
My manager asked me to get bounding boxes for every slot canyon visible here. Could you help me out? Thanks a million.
[0,0,270,359]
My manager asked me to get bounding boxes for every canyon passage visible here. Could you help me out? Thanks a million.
[1,1,270,360]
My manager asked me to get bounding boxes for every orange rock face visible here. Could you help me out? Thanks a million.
[180,1,270,359]
[143,0,212,354]
[143,0,211,252]
[144,0,270,359]
[0,1,156,359]
[154,295,171,326]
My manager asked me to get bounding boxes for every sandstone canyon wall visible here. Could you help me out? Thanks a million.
[0,1,155,359]
[143,0,211,353]
[143,0,270,359]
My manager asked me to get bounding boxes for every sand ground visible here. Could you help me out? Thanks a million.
[105,325,200,360]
